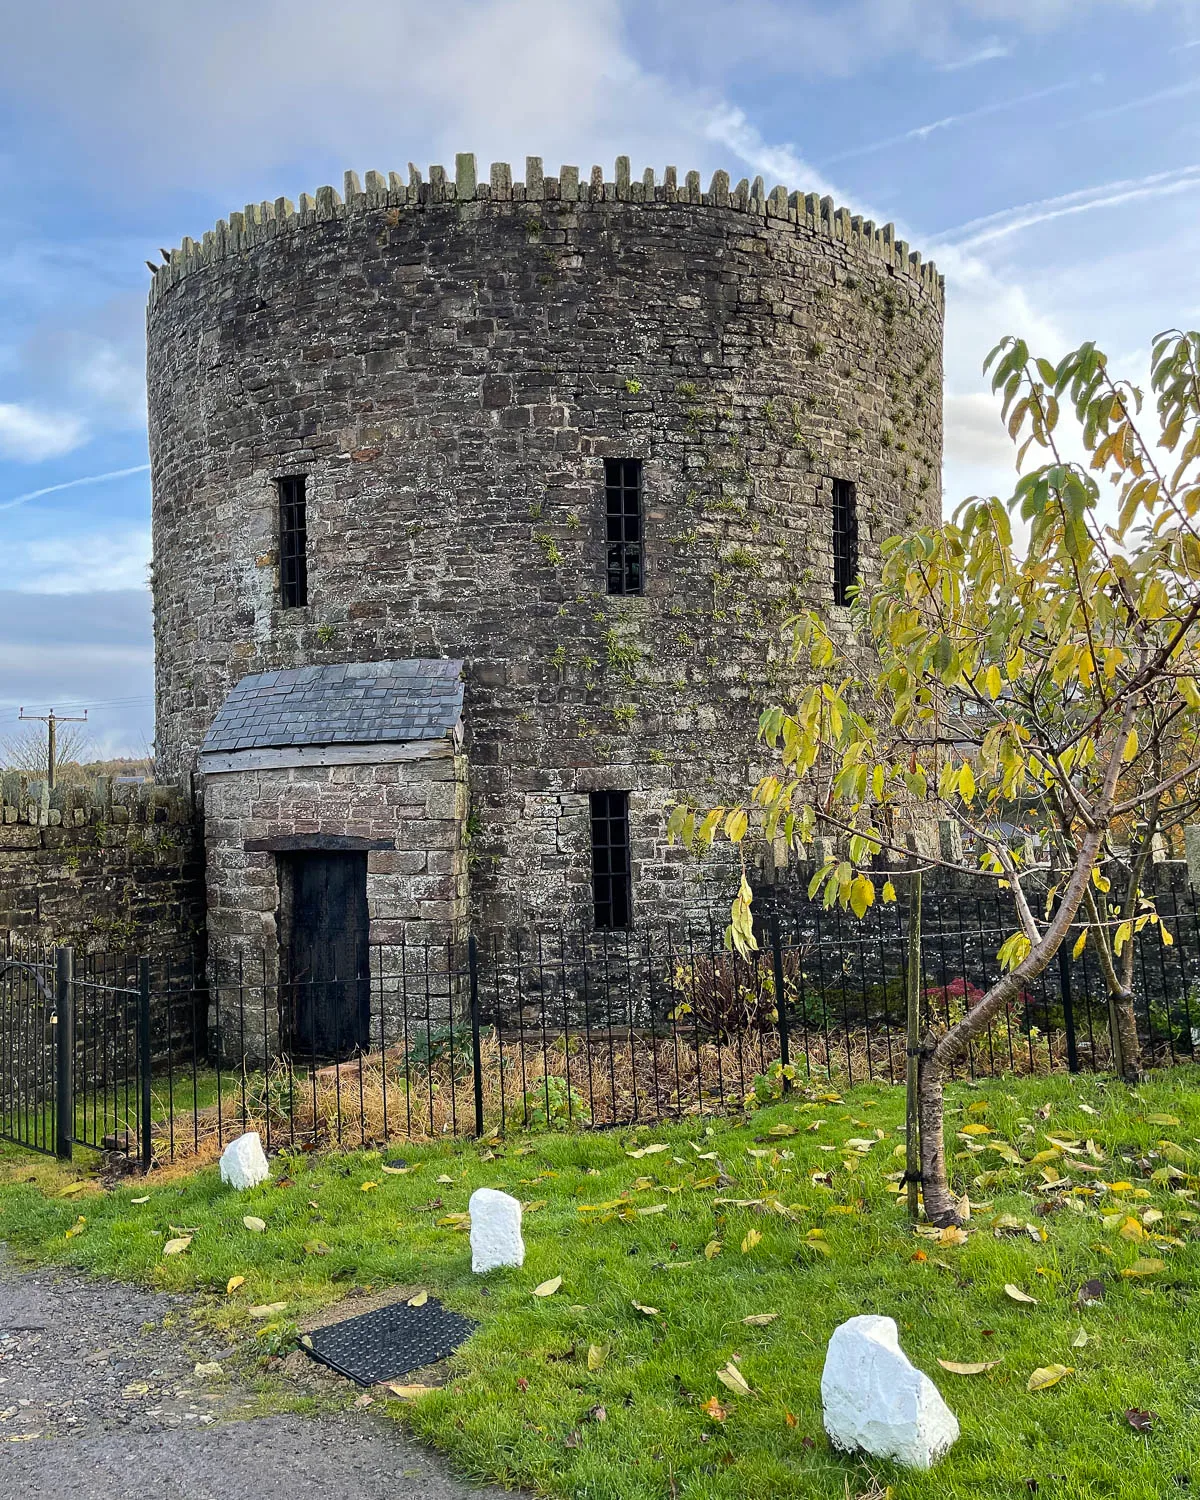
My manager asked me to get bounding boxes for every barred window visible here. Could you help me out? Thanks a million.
[832,477,858,607]
[605,458,643,596]
[278,476,308,609]
[590,790,632,930]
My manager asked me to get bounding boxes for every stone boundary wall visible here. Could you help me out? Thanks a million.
[148,152,943,310]
[0,774,205,959]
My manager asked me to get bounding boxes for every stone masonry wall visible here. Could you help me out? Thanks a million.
[148,152,944,943]
[203,750,468,973]
[0,774,205,959]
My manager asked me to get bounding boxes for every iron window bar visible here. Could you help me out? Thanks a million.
[605,458,643,596]
[832,477,858,607]
[590,790,632,930]
[278,476,309,609]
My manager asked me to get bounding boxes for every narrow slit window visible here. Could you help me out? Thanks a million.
[832,477,858,607]
[605,458,643,596]
[590,790,632,930]
[278,476,308,609]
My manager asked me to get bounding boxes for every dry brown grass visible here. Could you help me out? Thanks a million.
[145,1011,1109,1168]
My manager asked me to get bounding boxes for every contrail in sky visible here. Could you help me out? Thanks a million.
[823,80,1079,164]
[0,464,150,514]
[932,163,1200,250]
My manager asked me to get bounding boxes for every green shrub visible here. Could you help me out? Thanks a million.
[516,1074,590,1130]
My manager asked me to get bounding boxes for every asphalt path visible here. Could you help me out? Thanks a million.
[0,1247,510,1500]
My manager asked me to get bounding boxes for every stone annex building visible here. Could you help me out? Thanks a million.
[140,151,943,1044]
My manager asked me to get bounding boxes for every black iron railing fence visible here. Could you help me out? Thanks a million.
[3,883,1199,1168]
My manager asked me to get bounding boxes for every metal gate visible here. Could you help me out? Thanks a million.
[71,951,151,1166]
[0,942,151,1167]
[0,937,67,1157]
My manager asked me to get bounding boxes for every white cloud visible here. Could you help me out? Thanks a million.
[15,528,151,593]
[0,402,87,461]
[944,392,1013,468]
[636,0,1158,78]
[0,588,155,756]
[937,36,1013,68]
[0,1,638,190]
[0,0,1162,191]
[52,333,146,428]
[0,0,1175,532]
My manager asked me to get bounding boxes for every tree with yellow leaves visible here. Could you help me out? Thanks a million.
[674,329,1200,1226]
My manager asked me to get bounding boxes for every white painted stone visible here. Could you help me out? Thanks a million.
[218,1131,270,1191]
[469,1188,525,1272]
[821,1314,958,1470]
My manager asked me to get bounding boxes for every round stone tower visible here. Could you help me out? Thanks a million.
[147,153,944,947]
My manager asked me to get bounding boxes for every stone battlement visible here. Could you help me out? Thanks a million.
[0,773,194,830]
[147,152,943,310]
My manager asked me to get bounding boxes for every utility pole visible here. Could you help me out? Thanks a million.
[17,708,88,790]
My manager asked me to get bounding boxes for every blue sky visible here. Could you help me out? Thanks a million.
[0,0,1197,757]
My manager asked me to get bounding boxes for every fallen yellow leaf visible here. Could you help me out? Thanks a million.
[533,1276,562,1297]
[937,1358,1002,1376]
[163,1235,192,1256]
[1027,1364,1073,1392]
[715,1361,753,1397]
[226,1275,245,1295]
[407,1289,429,1307]
[1003,1283,1038,1304]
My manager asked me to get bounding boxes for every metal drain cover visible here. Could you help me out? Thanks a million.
[304,1297,476,1386]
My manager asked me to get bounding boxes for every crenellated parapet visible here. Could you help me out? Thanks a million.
[147,152,943,310]
[0,773,194,830]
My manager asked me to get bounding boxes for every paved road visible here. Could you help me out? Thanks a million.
[0,1248,510,1500]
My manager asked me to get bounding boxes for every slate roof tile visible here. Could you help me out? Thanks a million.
[201,659,465,754]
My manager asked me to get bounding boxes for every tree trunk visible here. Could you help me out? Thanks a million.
[915,824,1107,1225]
[1084,885,1143,1084]
[917,1050,959,1225]
[905,868,923,1222]
[1108,986,1141,1083]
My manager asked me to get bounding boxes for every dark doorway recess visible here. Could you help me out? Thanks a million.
[283,852,370,1058]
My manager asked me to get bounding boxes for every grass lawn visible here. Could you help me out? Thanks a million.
[2,1066,1199,1498]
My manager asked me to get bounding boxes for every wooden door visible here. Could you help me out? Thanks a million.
[286,852,370,1058]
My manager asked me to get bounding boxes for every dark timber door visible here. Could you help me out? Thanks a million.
[286,853,370,1058]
